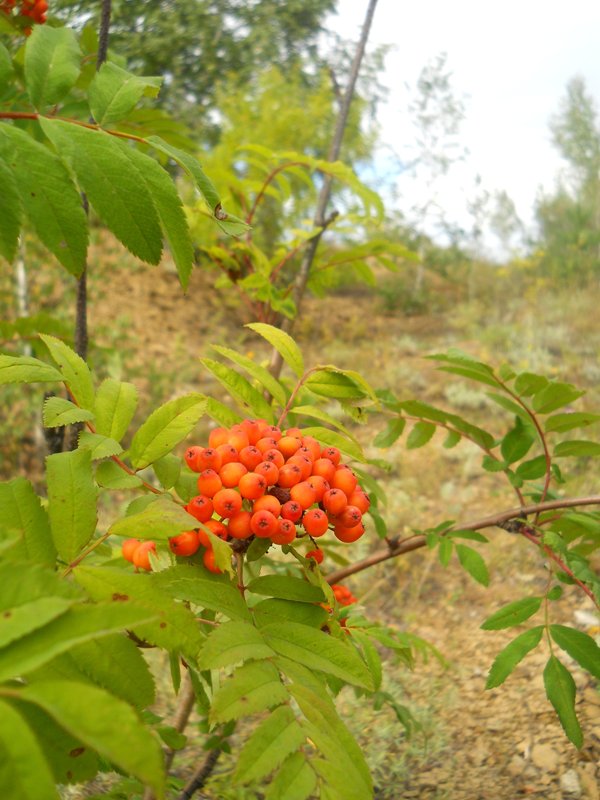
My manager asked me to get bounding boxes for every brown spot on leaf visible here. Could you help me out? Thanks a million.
[112,592,129,602]
[159,622,167,628]
[69,747,85,758]
[3,611,11,618]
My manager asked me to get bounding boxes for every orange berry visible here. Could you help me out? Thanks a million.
[271,518,297,545]
[287,454,312,480]
[348,489,370,514]
[240,418,264,445]
[290,480,317,509]
[195,447,222,472]
[278,463,303,488]
[203,548,222,574]
[250,509,279,538]
[262,425,282,441]
[302,436,321,461]
[184,446,203,472]
[306,548,324,564]
[228,510,253,540]
[208,427,229,449]
[253,494,281,516]
[278,435,302,459]
[306,475,329,502]
[297,445,316,463]
[311,458,336,483]
[262,448,285,468]
[333,521,365,543]
[121,538,140,563]
[133,541,156,571]
[219,461,247,488]
[239,445,263,470]
[213,488,243,518]
[302,508,329,537]
[331,465,357,497]
[321,446,341,465]
[255,460,279,485]
[322,488,348,516]
[197,469,222,497]
[339,505,362,528]
[200,519,229,547]
[281,500,303,523]
[227,428,250,452]
[285,427,303,439]
[256,436,278,454]
[238,471,267,500]
[186,495,214,523]
[169,530,200,556]
[216,443,239,465]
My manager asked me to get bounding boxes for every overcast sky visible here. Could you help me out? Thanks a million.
[330,0,600,252]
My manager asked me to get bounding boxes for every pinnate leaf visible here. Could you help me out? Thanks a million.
[245,322,304,378]
[485,626,544,688]
[265,752,317,800]
[94,378,138,442]
[43,396,94,427]
[201,358,274,422]
[234,705,305,784]
[0,156,22,262]
[108,496,197,540]
[46,449,97,562]
[246,575,325,603]
[550,625,600,680]
[0,354,62,386]
[456,544,489,586]
[152,564,250,621]
[40,334,95,410]
[24,26,81,109]
[16,681,165,795]
[209,660,287,723]
[89,62,162,125]
[543,656,583,748]
[481,597,543,630]
[128,393,206,469]
[199,621,274,668]
[0,478,56,565]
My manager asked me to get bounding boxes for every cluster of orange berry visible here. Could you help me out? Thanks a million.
[121,418,370,575]
[0,0,48,29]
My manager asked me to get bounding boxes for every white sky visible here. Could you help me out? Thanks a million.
[330,0,600,253]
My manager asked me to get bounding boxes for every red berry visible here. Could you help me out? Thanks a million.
[197,469,222,497]
[253,494,281,517]
[219,461,247,488]
[239,445,263,471]
[203,548,222,574]
[250,509,279,538]
[212,488,243,518]
[238,471,267,500]
[228,510,253,540]
[133,541,156,571]
[281,500,303,523]
[306,548,324,564]
[271,518,297,545]
[169,530,200,556]
[322,488,348,516]
[186,495,214,523]
[302,508,329,537]
[290,480,317,509]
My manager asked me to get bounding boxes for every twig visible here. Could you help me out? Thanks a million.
[325,494,600,584]
[178,748,222,800]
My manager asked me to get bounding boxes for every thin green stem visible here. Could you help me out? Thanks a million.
[276,367,319,428]
[0,111,147,144]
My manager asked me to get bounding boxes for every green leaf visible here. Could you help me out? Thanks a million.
[0,156,22,262]
[406,421,436,449]
[0,561,81,611]
[290,405,361,446]
[543,656,583,748]
[24,26,81,109]
[262,622,374,690]
[209,660,287,723]
[0,603,155,683]
[204,529,235,577]
[89,62,162,125]
[108,496,197,540]
[550,625,600,680]
[515,455,548,479]
[554,440,600,458]
[245,322,304,378]
[438,537,453,567]
[94,378,138,442]
[253,599,329,629]
[152,564,250,621]
[234,705,305,784]
[443,429,462,448]
[40,119,163,264]
[204,396,243,428]
[289,683,372,799]
[73,567,205,660]
[532,382,585,415]
[500,418,536,464]
[374,417,406,448]
[0,596,74,649]
[481,597,543,630]
[246,575,325,603]
[0,125,88,275]
[77,431,122,460]
[153,454,181,490]
[40,334,95,411]
[485,626,544,688]
[95,461,143,490]
[43,396,94,427]
[482,455,506,472]
[0,478,56,565]
[116,139,194,289]
[199,621,275,668]
[7,700,98,785]
[201,358,274,422]
[211,345,288,407]
[486,392,531,418]
[0,699,59,800]
[265,752,317,800]
[305,368,366,400]
[46,449,97,562]
[128,393,206,469]
[16,681,165,795]
[456,544,489,586]
[0,42,13,84]
[0,354,63,386]
[514,372,549,396]
[545,412,600,433]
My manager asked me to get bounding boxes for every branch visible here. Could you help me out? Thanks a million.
[325,495,600,584]
[178,747,222,800]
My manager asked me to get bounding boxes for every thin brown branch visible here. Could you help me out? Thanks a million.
[178,747,222,800]
[325,494,600,584]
